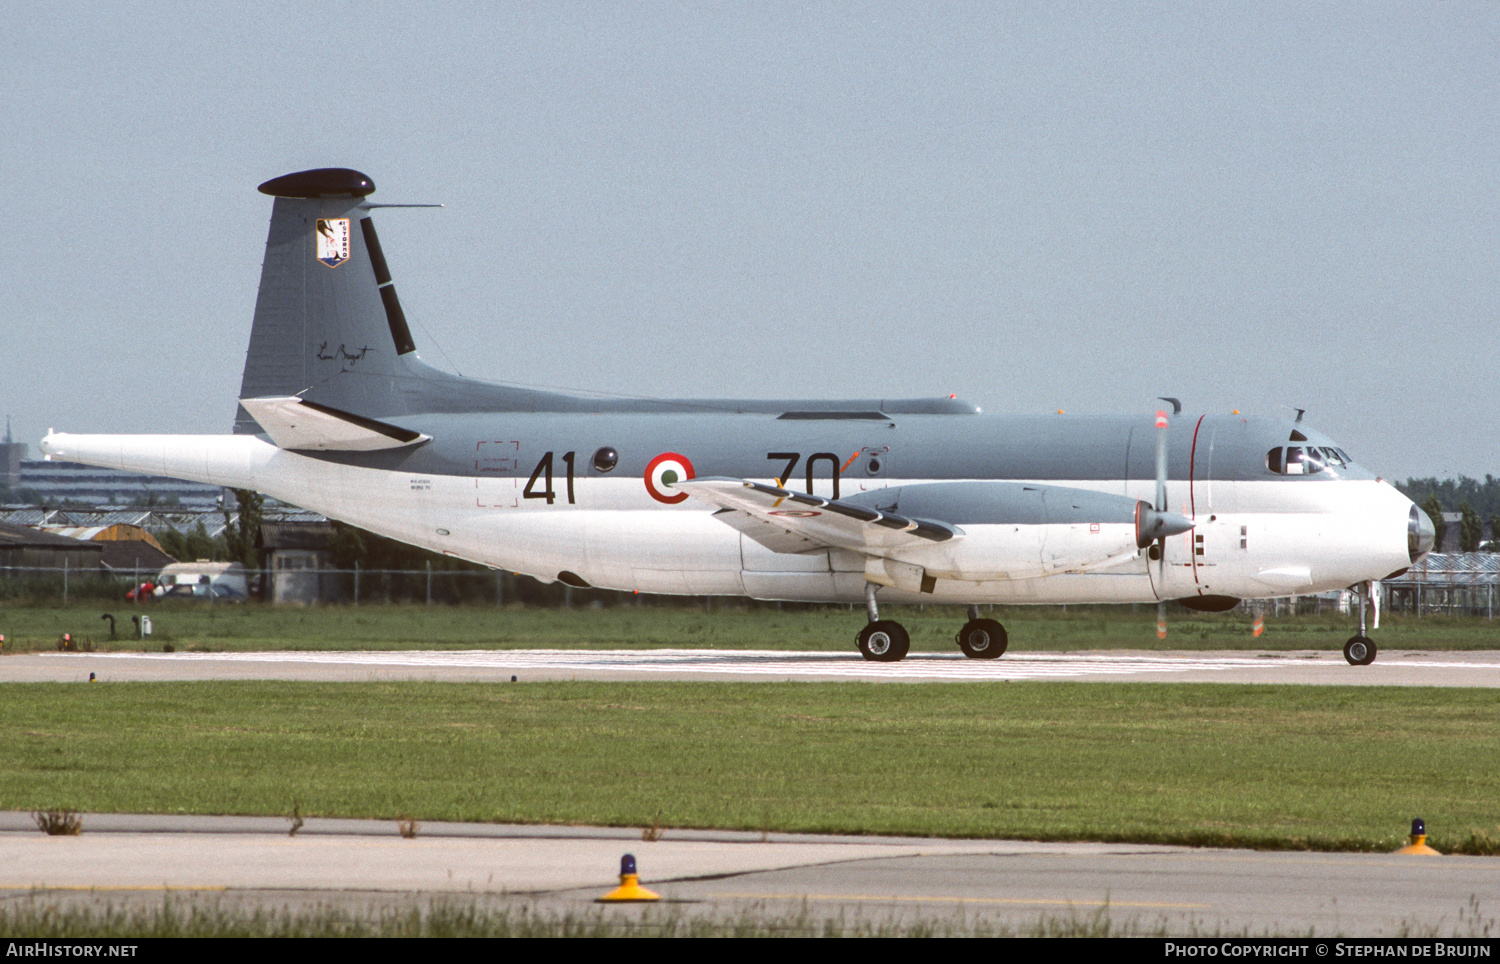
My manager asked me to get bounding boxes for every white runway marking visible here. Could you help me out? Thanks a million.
[87,648,1251,679]
[73,648,1500,684]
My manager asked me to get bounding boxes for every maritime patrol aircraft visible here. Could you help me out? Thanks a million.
[41,168,1434,665]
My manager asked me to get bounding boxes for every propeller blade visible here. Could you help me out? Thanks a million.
[1153,409,1169,513]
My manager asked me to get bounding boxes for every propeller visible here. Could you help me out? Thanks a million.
[1151,402,1185,639]
[1147,398,1201,640]
[1155,407,1169,639]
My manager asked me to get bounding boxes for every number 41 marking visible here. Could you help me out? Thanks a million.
[523,451,576,505]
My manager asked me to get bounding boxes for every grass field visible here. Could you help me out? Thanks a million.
[3,600,1500,653]
[0,894,1246,938]
[3,680,1497,854]
[22,893,1474,938]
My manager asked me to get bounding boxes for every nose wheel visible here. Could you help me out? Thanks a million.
[1344,635,1376,666]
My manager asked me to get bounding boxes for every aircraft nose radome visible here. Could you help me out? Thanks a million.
[1409,503,1436,562]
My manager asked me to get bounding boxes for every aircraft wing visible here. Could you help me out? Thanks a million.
[240,397,430,452]
[676,478,961,554]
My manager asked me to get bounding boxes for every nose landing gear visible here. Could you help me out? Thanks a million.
[1344,581,1378,666]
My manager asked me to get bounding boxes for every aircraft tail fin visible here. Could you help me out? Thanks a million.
[235,168,454,432]
[235,168,987,428]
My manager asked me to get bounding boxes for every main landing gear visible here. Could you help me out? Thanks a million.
[956,604,1007,659]
[1344,580,1378,666]
[854,588,1009,662]
[856,583,910,661]
[857,620,910,662]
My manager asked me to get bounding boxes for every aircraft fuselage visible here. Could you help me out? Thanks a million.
[42,409,1418,607]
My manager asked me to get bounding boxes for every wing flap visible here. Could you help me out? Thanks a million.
[240,397,430,452]
[711,508,826,554]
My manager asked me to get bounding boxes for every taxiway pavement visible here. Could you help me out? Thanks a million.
[1,814,1493,936]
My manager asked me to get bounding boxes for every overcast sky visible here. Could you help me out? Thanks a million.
[3,2,1496,480]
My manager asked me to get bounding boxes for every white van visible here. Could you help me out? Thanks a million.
[154,561,249,601]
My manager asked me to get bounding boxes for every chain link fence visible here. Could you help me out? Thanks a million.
[0,564,724,609]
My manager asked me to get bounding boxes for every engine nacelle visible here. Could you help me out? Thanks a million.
[849,481,1194,583]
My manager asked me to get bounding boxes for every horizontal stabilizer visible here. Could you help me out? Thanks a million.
[240,397,430,452]
[678,477,961,555]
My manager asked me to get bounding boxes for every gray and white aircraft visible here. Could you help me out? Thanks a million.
[41,168,1435,664]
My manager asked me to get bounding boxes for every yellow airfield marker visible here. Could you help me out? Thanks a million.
[598,853,661,902]
[1394,818,1442,855]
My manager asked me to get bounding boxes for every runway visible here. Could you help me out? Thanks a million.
[1,813,1494,936]
[3,647,1499,685]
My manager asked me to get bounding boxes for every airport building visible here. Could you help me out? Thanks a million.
[1383,553,1500,618]
[0,505,327,541]
[9,459,225,509]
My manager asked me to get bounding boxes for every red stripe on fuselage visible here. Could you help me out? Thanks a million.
[1189,415,1205,587]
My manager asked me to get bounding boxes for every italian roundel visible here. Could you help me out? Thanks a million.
[644,452,695,504]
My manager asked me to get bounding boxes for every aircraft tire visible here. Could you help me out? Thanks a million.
[956,619,1007,659]
[857,620,910,662]
[1343,635,1377,666]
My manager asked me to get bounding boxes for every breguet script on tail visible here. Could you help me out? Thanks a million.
[41,168,1435,664]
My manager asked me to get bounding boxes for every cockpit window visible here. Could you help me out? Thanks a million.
[1266,446,1326,475]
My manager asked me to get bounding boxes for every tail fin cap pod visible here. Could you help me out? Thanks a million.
[258,168,375,198]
